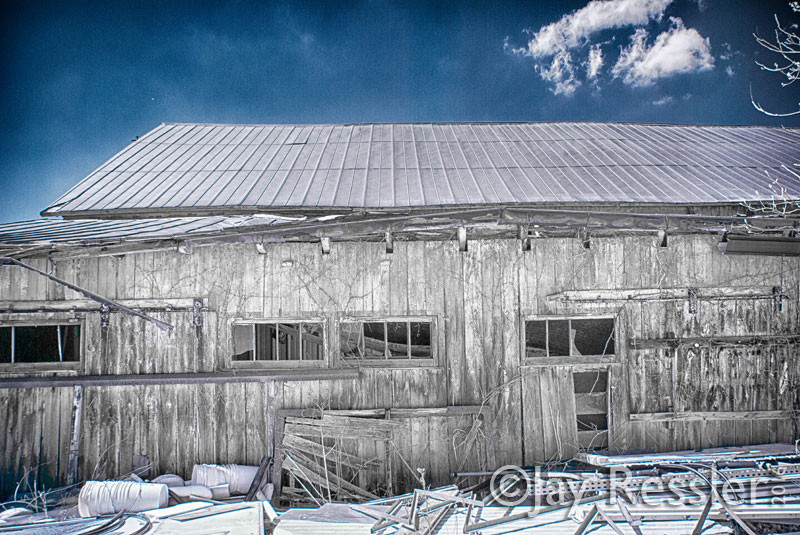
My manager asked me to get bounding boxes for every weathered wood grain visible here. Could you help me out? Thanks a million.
[0,234,798,496]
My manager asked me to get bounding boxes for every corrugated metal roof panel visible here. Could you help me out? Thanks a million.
[41,122,800,216]
[0,216,285,245]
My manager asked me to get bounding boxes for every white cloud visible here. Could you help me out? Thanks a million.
[586,45,604,78]
[612,18,714,86]
[539,50,580,95]
[522,0,672,57]
[508,1,715,95]
[719,42,733,61]
[726,65,734,77]
[652,95,674,105]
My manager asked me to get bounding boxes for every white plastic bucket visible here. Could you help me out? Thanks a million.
[78,481,169,517]
[169,485,213,500]
[191,464,259,495]
[152,474,185,488]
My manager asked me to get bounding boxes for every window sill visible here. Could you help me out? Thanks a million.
[229,360,327,370]
[522,356,618,367]
[338,359,438,368]
[0,361,83,374]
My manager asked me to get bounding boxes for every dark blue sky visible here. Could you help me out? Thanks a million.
[1,0,798,223]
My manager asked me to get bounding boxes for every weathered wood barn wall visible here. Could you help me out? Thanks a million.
[2,231,798,495]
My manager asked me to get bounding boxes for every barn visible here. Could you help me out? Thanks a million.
[1,122,799,504]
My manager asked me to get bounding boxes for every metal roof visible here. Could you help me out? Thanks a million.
[0,216,285,245]
[41,122,800,217]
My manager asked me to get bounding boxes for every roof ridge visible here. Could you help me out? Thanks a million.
[158,121,800,130]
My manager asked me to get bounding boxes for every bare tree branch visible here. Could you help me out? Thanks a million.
[751,8,800,116]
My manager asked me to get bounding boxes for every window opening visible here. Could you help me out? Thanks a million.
[340,319,433,361]
[233,321,325,361]
[0,324,81,364]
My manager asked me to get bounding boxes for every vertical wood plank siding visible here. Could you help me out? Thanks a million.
[0,234,798,493]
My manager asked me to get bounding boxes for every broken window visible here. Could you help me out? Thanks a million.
[232,321,325,362]
[340,319,433,362]
[573,370,608,394]
[574,369,610,450]
[524,317,615,358]
[0,324,81,364]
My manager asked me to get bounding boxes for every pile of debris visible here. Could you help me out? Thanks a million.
[0,458,277,534]
[276,443,800,534]
[3,443,800,534]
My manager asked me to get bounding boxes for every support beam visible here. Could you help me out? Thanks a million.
[319,237,331,255]
[67,385,83,485]
[0,297,202,314]
[629,410,797,422]
[519,225,531,252]
[581,228,591,249]
[457,226,467,252]
[384,231,393,254]
[548,286,782,303]
[629,334,800,350]
[0,368,359,389]
[657,229,669,247]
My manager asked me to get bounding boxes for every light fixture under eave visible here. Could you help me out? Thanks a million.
[718,234,800,256]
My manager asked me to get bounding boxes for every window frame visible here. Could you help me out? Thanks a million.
[521,314,618,366]
[0,318,84,371]
[229,317,329,369]
[337,315,438,368]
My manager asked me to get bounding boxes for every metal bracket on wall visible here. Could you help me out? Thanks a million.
[100,304,111,328]
[687,288,698,314]
[192,298,204,328]
[773,286,783,313]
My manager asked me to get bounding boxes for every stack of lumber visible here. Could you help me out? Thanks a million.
[280,413,404,503]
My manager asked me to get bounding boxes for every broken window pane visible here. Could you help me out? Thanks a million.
[15,326,56,363]
[340,322,364,359]
[571,318,615,356]
[302,323,325,360]
[278,323,301,361]
[525,317,615,358]
[0,325,80,364]
[0,327,10,363]
[524,320,547,358]
[547,319,571,356]
[255,323,278,360]
[409,322,431,358]
[232,324,254,361]
[60,325,81,362]
[340,319,434,362]
[362,322,386,358]
[576,414,608,431]
[573,371,608,394]
[387,322,409,359]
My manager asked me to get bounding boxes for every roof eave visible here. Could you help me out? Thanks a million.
[39,200,773,221]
